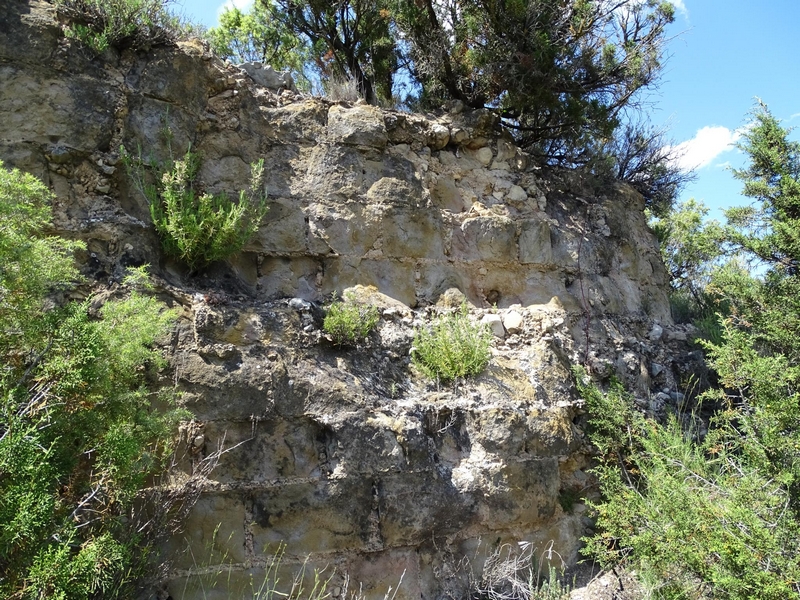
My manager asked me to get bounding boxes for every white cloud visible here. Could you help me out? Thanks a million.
[671,0,688,17]
[217,0,253,16]
[671,126,741,171]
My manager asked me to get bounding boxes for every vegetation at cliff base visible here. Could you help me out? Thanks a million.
[579,103,800,599]
[0,162,186,599]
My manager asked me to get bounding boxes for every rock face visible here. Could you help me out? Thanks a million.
[0,3,694,599]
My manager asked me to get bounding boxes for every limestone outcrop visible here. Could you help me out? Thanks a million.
[0,2,697,598]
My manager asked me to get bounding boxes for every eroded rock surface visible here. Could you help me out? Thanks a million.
[0,3,696,599]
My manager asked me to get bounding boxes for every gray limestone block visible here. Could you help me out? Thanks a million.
[473,457,561,528]
[519,219,553,265]
[321,257,417,307]
[453,215,518,262]
[256,256,321,301]
[328,104,388,148]
[304,144,367,200]
[250,480,374,554]
[305,203,379,256]
[203,419,323,483]
[258,101,329,144]
[502,310,524,334]
[430,175,466,212]
[133,46,216,113]
[124,95,196,164]
[415,265,473,306]
[165,493,248,570]
[426,122,450,149]
[378,471,478,546]
[238,62,296,91]
[384,111,428,144]
[0,65,116,152]
[379,206,445,260]
[198,154,252,194]
[366,176,423,207]
[481,313,505,338]
[245,197,308,255]
[0,143,49,183]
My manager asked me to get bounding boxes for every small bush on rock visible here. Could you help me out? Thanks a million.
[412,304,492,383]
[55,0,197,55]
[323,293,380,346]
[125,146,268,271]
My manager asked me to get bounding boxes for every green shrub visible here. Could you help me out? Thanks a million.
[55,0,197,55]
[412,304,492,383]
[125,146,268,270]
[0,162,84,348]
[575,367,800,600]
[0,291,184,599]
[572,106,800,600]
[0,161,186,598]
[323,293,380,346]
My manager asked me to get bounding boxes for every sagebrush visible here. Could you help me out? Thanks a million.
[412,305,492,383]
[323,293,380,346]
[125,145,268,270]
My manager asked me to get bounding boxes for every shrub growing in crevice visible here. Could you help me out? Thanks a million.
[322,292,380,347]
[125,145,268,271]
[412,304,492,383]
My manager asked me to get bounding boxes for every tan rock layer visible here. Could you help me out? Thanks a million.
[0,3,699,599]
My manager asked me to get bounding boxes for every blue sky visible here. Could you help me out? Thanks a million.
[178,0,800,221]
[654,0,800,220]
[179,0,254,30]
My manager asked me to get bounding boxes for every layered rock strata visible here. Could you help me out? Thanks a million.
[0,3,697,598]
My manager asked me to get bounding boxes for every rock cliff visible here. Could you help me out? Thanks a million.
[0,2,697,598]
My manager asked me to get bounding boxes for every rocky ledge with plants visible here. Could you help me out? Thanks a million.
[0,1,703,599]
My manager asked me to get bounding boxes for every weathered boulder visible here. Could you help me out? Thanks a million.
[238,62,296,91]
[328,104,388,148]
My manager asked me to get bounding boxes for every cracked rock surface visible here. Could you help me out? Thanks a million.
[0,3,700,598]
